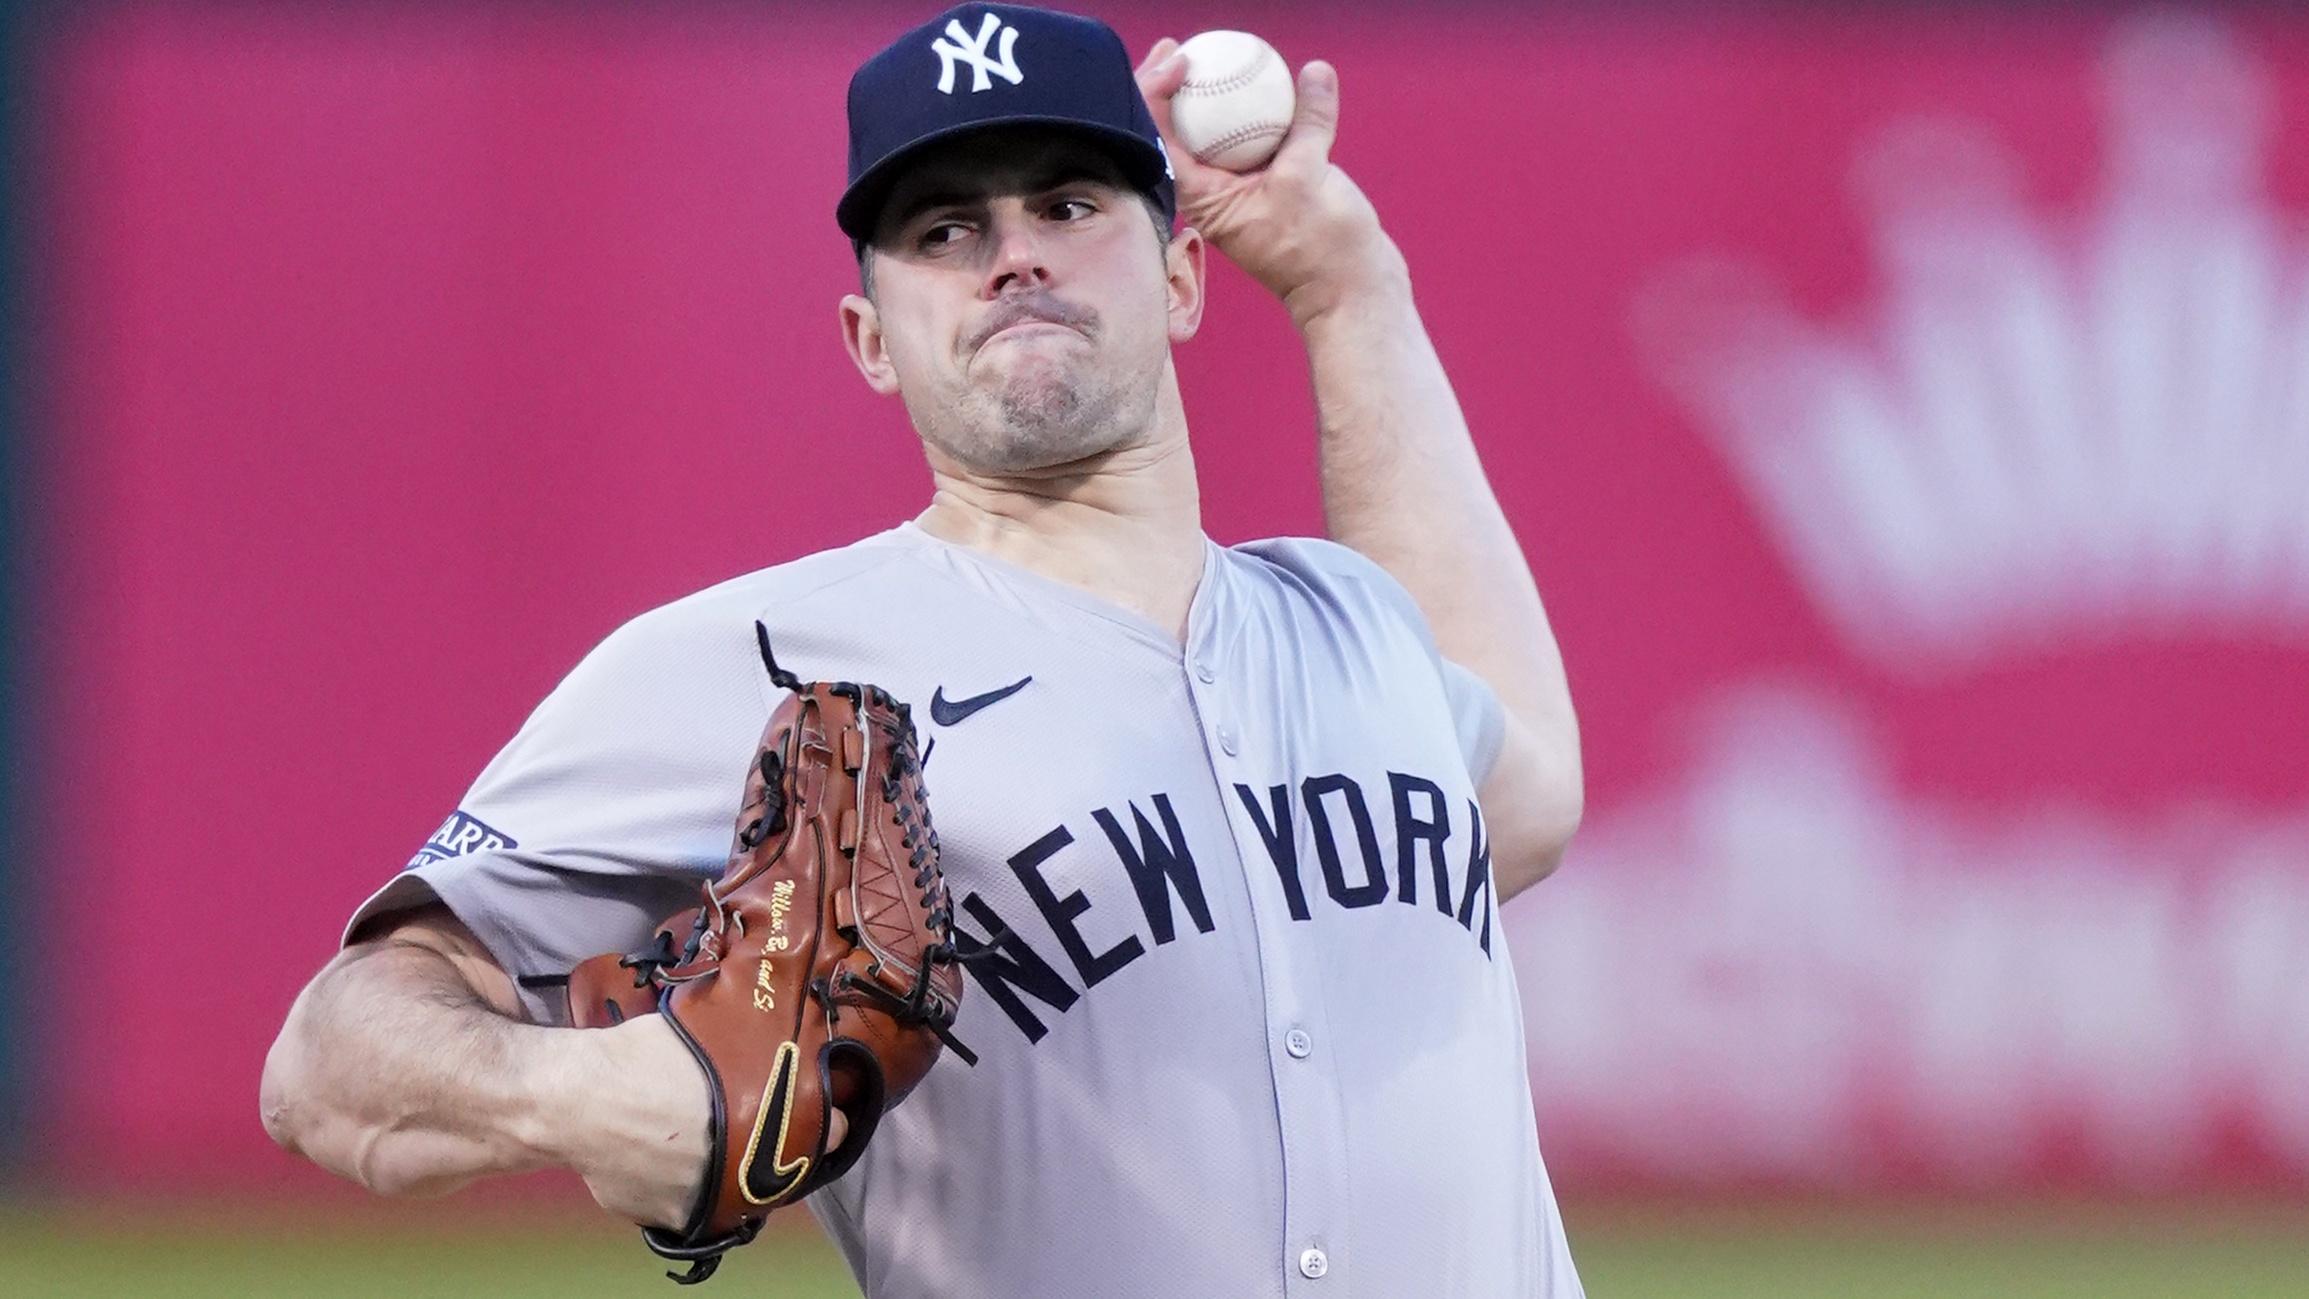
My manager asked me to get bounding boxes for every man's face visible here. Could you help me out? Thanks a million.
[841,129,1200,474]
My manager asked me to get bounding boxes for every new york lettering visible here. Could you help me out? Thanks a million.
[953,776,1495,1045]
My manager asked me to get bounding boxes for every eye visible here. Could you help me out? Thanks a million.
[915,219,971,251]
[1047,196,1097,221]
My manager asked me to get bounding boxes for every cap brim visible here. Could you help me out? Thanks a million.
[837,116,1173,245]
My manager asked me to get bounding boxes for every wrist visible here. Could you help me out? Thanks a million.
[1283,236,1412,333]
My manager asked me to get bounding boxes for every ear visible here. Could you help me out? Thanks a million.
[1164,228,1207,344]
[840,292,902,396]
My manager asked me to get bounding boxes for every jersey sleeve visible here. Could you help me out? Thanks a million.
[1438,657,1508,787]
[342,599,774,1023]
[1234,536,1510,786]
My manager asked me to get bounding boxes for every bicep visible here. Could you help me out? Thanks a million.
[1478,712,1584,902]
[347,903,526,1021]
[1435,649,1580,901]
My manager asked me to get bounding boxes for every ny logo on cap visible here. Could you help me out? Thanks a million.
[932,13,1024,94]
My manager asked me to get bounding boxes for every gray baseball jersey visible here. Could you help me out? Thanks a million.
[348,522,1582,1298]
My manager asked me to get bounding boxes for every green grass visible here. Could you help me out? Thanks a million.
[3,1198,2304,1296]
[0,1202,860,1299]
[1568,1200,2309,1299]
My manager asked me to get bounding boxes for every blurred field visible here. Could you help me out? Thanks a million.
[5,1197,2306,1297]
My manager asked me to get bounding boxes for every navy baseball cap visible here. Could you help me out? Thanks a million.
[838,4,1176,245]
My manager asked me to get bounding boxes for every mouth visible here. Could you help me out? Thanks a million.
[984,320,1080,344]
[967,295,1097,357]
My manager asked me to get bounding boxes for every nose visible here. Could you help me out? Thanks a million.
[981,206,1051,298]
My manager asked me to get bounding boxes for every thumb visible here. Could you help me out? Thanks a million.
[1273,60,1340,174]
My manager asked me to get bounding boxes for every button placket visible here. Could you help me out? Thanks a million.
[1186,603,1344,1296]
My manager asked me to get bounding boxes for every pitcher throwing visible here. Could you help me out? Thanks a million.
[262,6,1585,1295]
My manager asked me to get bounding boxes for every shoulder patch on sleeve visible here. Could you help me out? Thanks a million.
[409,810,519,869]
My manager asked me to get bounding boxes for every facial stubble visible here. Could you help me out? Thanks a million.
[929,320,1159,474]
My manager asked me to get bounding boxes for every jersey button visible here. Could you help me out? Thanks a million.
[1217,723,1239,756]
[1284,1028,1312,1059]
[1298,1247,1329,1279]
[1194,661,1216,684]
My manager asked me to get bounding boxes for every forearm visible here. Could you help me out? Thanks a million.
[260,941,573,1197]
[1294,249,1575,739]
[1293,245,1583,889]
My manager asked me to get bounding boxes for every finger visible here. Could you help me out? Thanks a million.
[1271,59,1340,176]
[1136,53,1194,154]
[1135,44,1187,105]
[1134,35,1180,76]
[828,1106,852,1150]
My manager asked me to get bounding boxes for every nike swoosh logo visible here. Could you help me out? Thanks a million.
[739,1041,811,1206]
[930,676,1032,727]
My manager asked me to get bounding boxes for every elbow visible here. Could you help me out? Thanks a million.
[258,1036,423,1198]
[1481,710,1584,894]
[1537,784,1584,877]
[1525,734,1586,883]
[259,1017,313,1156]
[1497,780,1582,898]
[1514,849,1565,895]
[259,997,407,1195]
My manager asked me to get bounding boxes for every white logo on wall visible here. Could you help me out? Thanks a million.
[1636,12,2309,677]
[1514,11,2309,1188]
[934,13,1024,95]
[1512,684,2309,1182]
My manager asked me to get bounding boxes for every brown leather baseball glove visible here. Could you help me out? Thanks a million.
[566,623,972,1284]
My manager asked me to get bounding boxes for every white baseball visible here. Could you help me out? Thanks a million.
[1169,31,1296,172]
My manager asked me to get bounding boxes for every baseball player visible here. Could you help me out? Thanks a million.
[261,5,1584,1296]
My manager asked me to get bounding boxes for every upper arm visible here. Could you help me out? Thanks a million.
[337,601,774,1021]
[1477,711,1584,902]
[1433,613,1580,898]
[264,904,525,1145]
[346,902,526,1021]
[1245,538,1583,898]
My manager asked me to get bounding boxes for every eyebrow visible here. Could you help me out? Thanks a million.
[886,162,1125,229]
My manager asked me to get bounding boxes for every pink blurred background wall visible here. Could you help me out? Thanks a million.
[28,1,2309,1197]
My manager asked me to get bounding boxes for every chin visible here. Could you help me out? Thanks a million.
[972,426,1120,475]
[914,367,1152,474]
[948,405,1128,474]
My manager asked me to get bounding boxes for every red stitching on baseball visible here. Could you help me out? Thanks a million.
[1178,49,1274,98]
[1193,122,1288,161]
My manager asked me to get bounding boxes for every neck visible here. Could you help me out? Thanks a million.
[917,387,1204,640]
